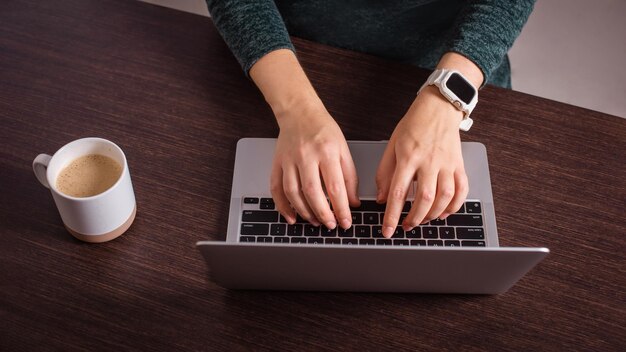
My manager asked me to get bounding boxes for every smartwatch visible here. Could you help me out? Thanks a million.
[418,69,478,131]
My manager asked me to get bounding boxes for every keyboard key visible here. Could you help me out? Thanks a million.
[410,240,427,246]
[354,200,386,212]
[456,227,485,239]
[429,218,445,226]
[270,224,286,236]
[325,238,341,244]
[351,213,362,224]
[440,227,455,239]
[273,237,289,243]
[260,203,275,210]
[287,224,303,236]
[465,202,482,213]
[243,197,259,204]
[241,223,269,236]
[427,240,443,246]
[399,213,408,223]
[402,201,411,212]
[462,240,486,247]
[406,228,421,238]
[355,226,371,238]
[372,226,384,238]
[295,214,307,223]
[260,198,274,204]
[360,239,376,245]
[242,210,278,223]
[338,227,354,237]
[376,239,393,246]
[342,238,359,245]
[391,227,404,238]
[422,227,438,239]
[308,238,324,244]
[444,240,460,247]
[320,226,337,237]
[304,225,320,236]
[446,214,483,226]
[393,239,410,246]
[455,204,466,213]
[363,213,379,224]
[291,237,307,244]
[240,236,256,242]
[279,215,288,223]
[257,237,272,243]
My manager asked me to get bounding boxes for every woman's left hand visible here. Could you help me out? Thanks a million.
[376,85,470,238]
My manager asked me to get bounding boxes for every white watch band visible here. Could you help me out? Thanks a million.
[418,69,478,131]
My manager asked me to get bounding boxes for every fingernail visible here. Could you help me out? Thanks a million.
[311,220,321,227]
[326,221,337,229]
[402,224,412,232]
[340,218,351,230]
[383,226,394,238]
[440,213,449,220]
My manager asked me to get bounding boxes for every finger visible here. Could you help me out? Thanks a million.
[321,158,351,229]
[282,164,319,226]
[340,149,361,208]
[299,162,336,229]
[375,143,396,203]
[425,170,455,220]
[442,169,469,218]
[382,164,414,238]
[270,161,295,224]
[403,168,437,230]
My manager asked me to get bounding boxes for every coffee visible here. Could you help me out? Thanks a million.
[56,154,122,198]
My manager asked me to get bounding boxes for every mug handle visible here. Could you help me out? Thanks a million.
[33,154,52,189]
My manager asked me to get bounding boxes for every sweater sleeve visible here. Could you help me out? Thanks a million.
[446,0,535,86]
[205,0,295,76]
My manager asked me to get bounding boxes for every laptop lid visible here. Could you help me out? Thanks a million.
[196,242,549,294]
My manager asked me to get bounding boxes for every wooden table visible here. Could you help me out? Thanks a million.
[1,0,624,350]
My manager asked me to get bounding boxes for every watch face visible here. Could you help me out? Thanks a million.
[446,72,475,105]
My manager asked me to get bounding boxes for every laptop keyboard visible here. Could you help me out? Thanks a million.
[239,197,486,247]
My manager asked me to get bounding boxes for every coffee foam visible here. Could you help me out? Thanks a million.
[56,154,122,198]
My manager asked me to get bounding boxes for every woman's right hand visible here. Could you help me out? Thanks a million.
[271,101,360,230]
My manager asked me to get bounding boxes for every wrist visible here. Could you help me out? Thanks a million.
[415,85,463,125]
[437,52,483,89]
[273,95,328,129]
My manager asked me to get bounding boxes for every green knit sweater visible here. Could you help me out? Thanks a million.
[206,0,535,88]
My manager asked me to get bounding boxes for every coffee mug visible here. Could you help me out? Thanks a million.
[33,137,136,243]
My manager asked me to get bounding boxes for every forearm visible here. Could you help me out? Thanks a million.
[249,49,323,127]
[206,0,295,75]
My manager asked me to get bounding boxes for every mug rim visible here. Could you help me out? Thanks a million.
[47,137,128,202]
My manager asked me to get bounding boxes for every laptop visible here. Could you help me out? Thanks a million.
[197,138,549,294]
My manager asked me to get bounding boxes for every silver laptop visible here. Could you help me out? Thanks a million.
[197,138,548,294]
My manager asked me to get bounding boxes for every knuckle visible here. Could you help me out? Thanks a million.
[283,184,300,197]
[301,182,317,197]
[326,181,344,197]
[441,187,455,199]
[419,189,434,202]
[390,187,406,201]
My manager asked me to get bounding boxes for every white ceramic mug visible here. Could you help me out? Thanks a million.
[33,137,136,243]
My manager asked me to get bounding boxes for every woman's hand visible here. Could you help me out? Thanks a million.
[250,49,359,230]
[375,85,469,238]
[271,102,360,229]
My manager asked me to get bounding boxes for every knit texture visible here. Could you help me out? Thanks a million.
[206,0,535,88]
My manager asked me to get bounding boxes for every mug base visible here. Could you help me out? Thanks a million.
[65,206,136,243]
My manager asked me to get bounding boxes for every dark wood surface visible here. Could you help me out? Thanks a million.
[1,0,624,350]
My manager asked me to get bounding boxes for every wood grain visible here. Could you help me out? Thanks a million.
[1,0,624,351]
